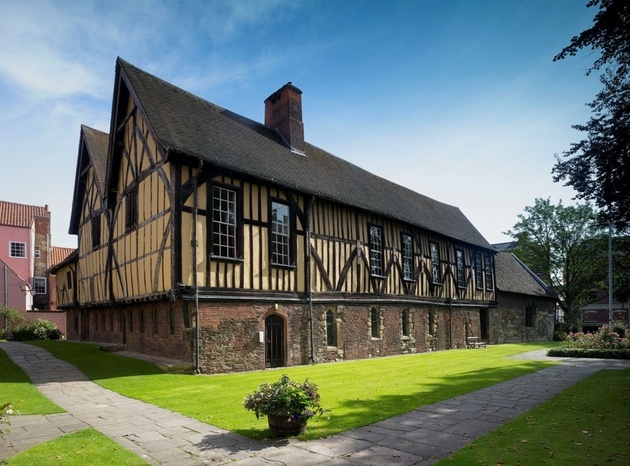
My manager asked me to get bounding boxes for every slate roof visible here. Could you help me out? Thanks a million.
[115,58,492,249]
[82,125,109,194]
[0,200,49,228]
[495,252,556,299]
[69,125,110,234]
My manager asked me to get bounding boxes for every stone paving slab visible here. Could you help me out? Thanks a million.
[1,342,628,465]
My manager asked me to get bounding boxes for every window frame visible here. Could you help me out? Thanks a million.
[401,308,410,337]
[525,303,535,328]
[33,277,46,294]
[484,253,494,291]
[92,214,101,250]
[369,224,384,277]
[9,242,26,258]
[455,249,466,288]
[370,307,381,339]
[428,310,435,336]
[326,309,337,347]
[210,184,242,260]
[401,233,414,281]
[430,242,441,285]
[474,252,483,290]
[125,187,138,232]
[270,199,294,267]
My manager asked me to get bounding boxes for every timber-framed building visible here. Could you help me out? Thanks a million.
[57,58,498,373]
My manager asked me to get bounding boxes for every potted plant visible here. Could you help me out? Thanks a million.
[243,374,324,436]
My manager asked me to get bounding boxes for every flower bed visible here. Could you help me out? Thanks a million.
[548,326,630,359]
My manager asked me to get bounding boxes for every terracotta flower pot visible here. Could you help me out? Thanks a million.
[267,414,307,437]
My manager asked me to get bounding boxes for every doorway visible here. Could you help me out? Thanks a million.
[479,308,489,341]
[265,315,285,368]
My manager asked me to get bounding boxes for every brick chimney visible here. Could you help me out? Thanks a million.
[264,82,305,154]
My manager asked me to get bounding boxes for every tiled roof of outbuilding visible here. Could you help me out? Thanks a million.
[495,252,556,299]
[0,200,49,228]
[50,247,75,268]
[117,58,492,249]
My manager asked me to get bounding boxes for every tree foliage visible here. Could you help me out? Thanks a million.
[505,199,606,330]
[552,0,630,231]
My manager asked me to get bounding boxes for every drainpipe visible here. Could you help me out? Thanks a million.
[448,298,453,349]
[3,264,8,331]
[193,162,202,374]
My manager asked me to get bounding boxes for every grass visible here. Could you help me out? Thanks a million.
[3,428,149,465]
[435,369,630,465]
[27,340,557,440]
[0,347,63,415]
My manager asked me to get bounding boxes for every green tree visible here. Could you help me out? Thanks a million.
[552,0,630,231]
[1,305,26,338]
[505,199,606,330]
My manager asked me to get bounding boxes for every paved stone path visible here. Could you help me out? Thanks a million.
[1,342,628,465]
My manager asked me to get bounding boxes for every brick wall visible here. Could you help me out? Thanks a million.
[66,300,489,374]
[65,301,192,361]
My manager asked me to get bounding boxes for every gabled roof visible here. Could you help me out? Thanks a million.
[0,257,29,284]
[48,248,78,274]
[495,252,556,299]
[50,247,75,268]
[69,125,109,235]
[108,58,492,249]
[0,200,49,228]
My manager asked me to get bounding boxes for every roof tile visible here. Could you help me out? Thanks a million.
[0,200,49,228]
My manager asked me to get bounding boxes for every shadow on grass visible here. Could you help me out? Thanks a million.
[10,340,560,441]
[227,360,553,441]
[21,340,165,381]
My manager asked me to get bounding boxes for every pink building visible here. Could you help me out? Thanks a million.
[0,200,73,333]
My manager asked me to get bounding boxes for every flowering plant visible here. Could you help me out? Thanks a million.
[563,326,630,350]
[1,403,14,436]
[243,374,324,421]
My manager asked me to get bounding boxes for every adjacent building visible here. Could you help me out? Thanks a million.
[492,252,557,342]
[0,200,72,332]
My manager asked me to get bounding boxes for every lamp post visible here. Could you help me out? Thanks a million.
[608,222,613,329]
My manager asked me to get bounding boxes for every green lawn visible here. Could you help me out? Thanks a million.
[435,369,630,465]
[3,428,148,466]
[27,340,556,440]
[0,347,63,415]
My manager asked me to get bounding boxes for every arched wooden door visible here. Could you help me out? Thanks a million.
[265,315,285,368]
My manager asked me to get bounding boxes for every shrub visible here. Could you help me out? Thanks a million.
[243,374,324,422]
[11,319,60,341]
[1,403,14,436]
[548,348,630,359]
[562,326,630,350]
[551,324,630,359]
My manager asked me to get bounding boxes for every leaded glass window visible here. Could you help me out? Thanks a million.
[271,201,291,265]
[402,234,414,280]
[369,225,383,276]
[456,249,465,288]
[212,186,237,258]
[430,242,441,284]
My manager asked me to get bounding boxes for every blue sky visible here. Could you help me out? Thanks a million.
[0,0,600,248]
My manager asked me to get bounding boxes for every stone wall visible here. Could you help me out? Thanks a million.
[67,300,488,374]
[65,301,192,362]
[490,292,555,343]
